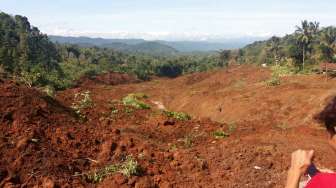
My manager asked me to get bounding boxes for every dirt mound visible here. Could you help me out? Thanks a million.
[0,80,75,127]
[0,81,79,187]
[76,72,139,87]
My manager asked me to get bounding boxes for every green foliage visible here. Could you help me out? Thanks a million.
[155,61,183,78]
[41,85,56,97]
[218,50,230,68]
[122,93,150,109]
[71,91,93,119]
[240,20,336,72]
[164,111,191,121]
[0,12,63,88]
[270,65,295,77]
[0,12,223,90]
[119,156,140,177]
[212,130,230,139]
[16,68,41,88]
[86,156,140,183]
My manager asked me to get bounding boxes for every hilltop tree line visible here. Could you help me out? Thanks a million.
[235,20,336,71]
[0,12,224,89]
[2,11,335,89]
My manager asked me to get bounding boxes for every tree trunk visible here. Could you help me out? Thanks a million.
[326,63,328,81]
[302,47,305,70]
[274,53,278,66]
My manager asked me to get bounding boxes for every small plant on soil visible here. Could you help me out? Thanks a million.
[119,156,140,177]
[124,106,134,114]
[71,91,93,119]
[164,111,191,121]
[213,123,236,139]
[212,130,230,139]
[122,93,150,109]
[86,156,140,183]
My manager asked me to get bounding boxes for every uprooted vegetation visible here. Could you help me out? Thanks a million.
[122,93,151,109]
[86,156,141,183]
[163,110,191,121]
[71,90,93,119]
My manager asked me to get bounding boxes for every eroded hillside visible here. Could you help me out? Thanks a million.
[1,66,336,188]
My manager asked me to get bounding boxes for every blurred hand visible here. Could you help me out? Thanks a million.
[290,149,315,175]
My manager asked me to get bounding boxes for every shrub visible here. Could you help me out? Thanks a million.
[164,111,191,121]
[122,93,150,109]
[155,62,183,78]
[270,65,294,77]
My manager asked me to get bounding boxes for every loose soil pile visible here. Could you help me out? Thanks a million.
[1,65,336,188]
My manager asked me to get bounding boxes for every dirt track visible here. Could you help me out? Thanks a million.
[1,66,336,187]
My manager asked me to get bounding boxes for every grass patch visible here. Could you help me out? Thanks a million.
[164,111,191,121]
[86,156,140,183]
[122,93,150,109]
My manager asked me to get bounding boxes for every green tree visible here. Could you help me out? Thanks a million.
[295,20,319,69]
[267,36,281,65]
[218,50,230,70]
[319,27,336,62]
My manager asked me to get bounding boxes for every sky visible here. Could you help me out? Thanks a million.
[1,0,335,41]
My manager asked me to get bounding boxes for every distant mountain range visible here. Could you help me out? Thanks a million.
[49,35,267,55]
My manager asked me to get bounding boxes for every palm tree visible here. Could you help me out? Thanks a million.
[295,20,319,69]
[268,36,281,65]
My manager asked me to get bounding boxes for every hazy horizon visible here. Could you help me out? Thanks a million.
[1,0,335,41]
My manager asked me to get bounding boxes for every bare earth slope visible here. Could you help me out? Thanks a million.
[1,65,336,187]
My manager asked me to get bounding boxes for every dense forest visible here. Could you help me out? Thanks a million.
[0,12,223,89]
[1,12,335,90]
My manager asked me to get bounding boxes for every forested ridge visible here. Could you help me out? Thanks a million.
[1,12,336,90]
[0,12,223,89]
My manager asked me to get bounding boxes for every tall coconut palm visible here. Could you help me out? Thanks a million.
[295,20,319,69]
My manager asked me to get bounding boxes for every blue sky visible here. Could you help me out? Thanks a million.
[1,0,335,41]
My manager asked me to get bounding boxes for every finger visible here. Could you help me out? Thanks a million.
[308,150,315,159]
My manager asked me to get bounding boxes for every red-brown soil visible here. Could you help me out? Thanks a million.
[1,65,336,188]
